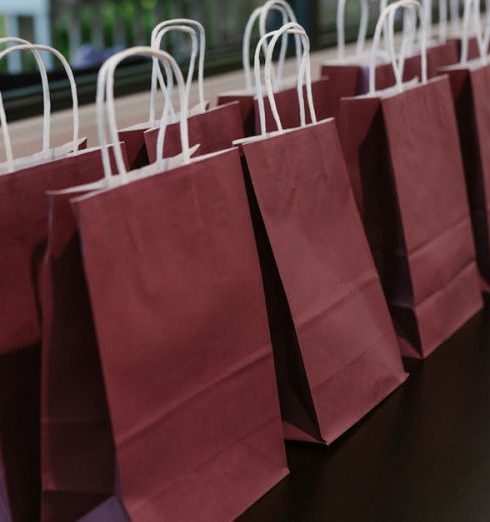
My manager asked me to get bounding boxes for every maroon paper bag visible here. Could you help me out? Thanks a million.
[73,146,288,521]
[72,41,289,517]
[144,102,245,162]
[339,0,482,358]
[240,119,408,443]
[71,45,288,520]
[237,22,407,443]
[440,60,490,291]
[39,146,127,522]
[340,73,482,358]
[381,78,482,356]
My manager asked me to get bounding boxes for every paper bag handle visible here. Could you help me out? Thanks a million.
[98,46,190,183]
[389,0,428,87]
[150,25,197,127]
[0,44,79,173]
[0,38,51,155]
[259,1,302,89]
[484,9,490,52]
[369,0,428,94]
[438,0,449,42]
[243,2,298,91]
[243,6,289,91]
[460,0,485,63]
[379,0,426,64]
[450,0,461,34]
[336,0,370,59]
[149,19,206,125]
[255,23,316,135]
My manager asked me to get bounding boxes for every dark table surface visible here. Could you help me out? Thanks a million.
[238,304,490,522]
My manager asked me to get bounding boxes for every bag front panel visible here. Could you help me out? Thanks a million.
[74,149,286,520]
[381,77,478,305]
[243,121,406,441]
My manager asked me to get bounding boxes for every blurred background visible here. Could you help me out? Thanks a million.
[0,0,443,119]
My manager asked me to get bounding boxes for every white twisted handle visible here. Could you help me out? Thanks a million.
[97,46,190,183]
[254,23,316,135]
[0,44,79,173]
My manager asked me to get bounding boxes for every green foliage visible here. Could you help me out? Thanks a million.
[102,1,117,47]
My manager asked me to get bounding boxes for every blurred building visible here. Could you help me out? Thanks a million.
[0,0,52,71]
